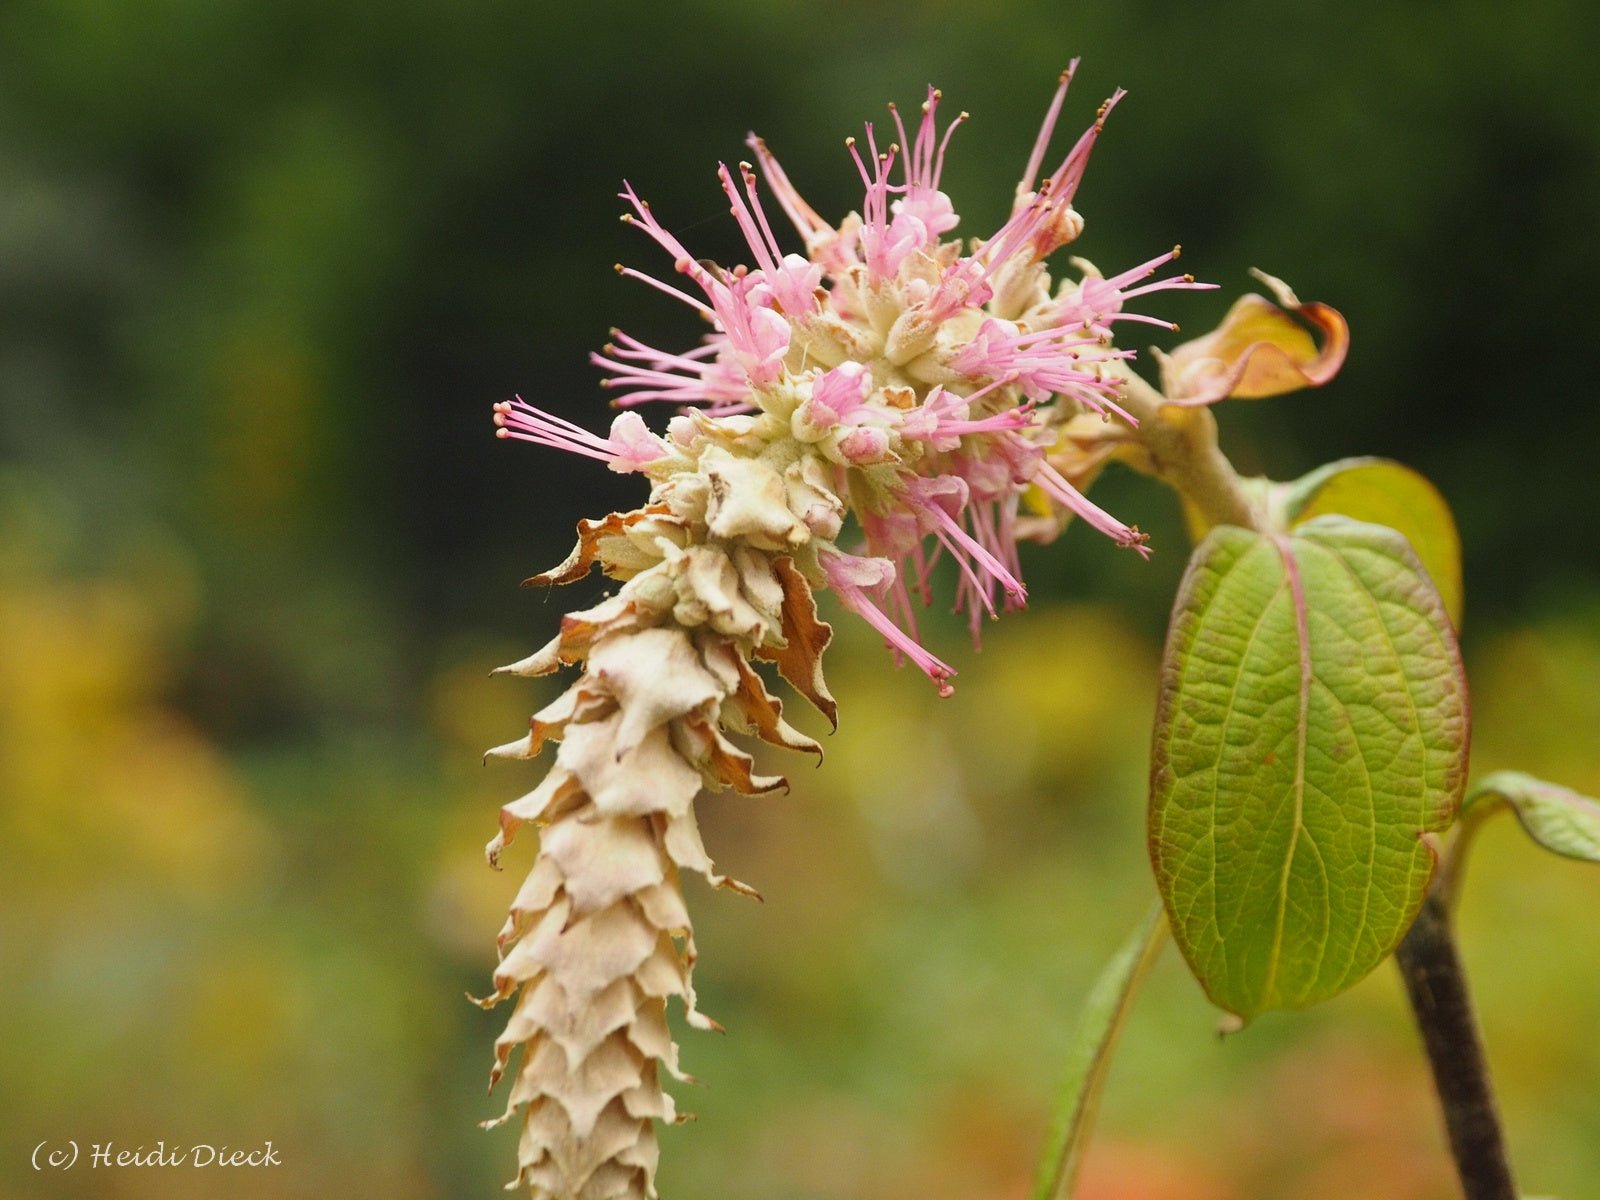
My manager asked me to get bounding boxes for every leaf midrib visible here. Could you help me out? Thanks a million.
[1260,534,1312,1005]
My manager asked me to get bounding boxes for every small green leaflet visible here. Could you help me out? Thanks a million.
[1149,516,1468,1019]
[1461,770,1600,864]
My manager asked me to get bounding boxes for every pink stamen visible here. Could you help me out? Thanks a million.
[594,331,750,408]
[889,86,968,193]
[618,182,793,388]
[614,262,715,319]
[1020,61,1079,196]
[491,399,664,473]
[950,319,1137,422]
[719,162,781,277]
[821,550,956,695]
[1034,461,1152,557]
[904,476,1027,604]
[744,133,832,250]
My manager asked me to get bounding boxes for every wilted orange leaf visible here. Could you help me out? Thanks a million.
[1157,269,1348,405]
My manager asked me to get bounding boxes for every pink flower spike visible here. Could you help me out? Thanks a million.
[604,411,671,472]
[1033,460,1152,557]
[847,106,958,283]
[949,318,1136,422]
[1001,82,1126,263]
[1039,87,1126,210]
[724,290,792,387]
[820,549,956,695]
[718,163,823,318]
[886,87,965,239]
[618,182,793,388]
[492,398,666,473]
[1062,247,1218,333]
[899,379,1032,451]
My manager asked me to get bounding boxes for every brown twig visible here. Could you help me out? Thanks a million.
[1394,892,1519,1200]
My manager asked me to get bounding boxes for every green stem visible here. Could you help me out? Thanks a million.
[1117,372,1264,533]
[1394,893,1519,1200]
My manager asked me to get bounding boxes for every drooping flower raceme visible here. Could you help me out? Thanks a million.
[479,65,1214,1199]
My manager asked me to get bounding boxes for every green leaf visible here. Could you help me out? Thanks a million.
[1149,516,1468,1020]
[1031,904,1168,1200]
[1283,458,1463,629]
[1462,770,1600,864]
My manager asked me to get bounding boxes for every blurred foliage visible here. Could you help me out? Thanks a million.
[2,1,1598,1197]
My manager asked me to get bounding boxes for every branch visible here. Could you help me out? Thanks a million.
[1393,892,1519,1200]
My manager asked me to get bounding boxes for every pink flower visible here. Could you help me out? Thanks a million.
[492,399,668,474]
[804,362,873,427]
[502,66,1207,696]
[819,548,956,696]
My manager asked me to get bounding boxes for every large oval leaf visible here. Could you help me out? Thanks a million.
[1284,458,1463,629]
[1149,515,1468,1019]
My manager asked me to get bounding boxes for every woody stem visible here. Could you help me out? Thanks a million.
[1393,893,1519,1200]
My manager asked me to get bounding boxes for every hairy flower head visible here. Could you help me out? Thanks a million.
[533,64,1216,692]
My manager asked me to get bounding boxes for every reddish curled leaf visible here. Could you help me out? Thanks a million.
[1156,270,1349,406]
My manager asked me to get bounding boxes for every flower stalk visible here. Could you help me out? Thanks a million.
[1114,370,1264,533]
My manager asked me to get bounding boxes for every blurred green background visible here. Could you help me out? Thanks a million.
[3,1,1599,1197]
